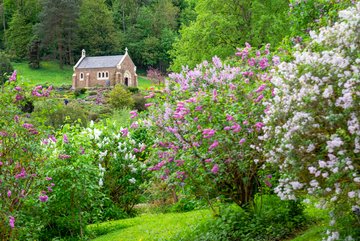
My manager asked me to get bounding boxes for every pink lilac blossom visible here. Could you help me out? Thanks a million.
[211,164,219,174]
[209,140,219,151]
[15,168,27,179]
[39,195,49,202]
[63,134,69,143]
[130,111,138,118]
[212,56,222,69]
[58,154,71,159]
[259,58,269,69]
[226,114,234,121]
[255,84,267,93]
[9,70,17,81]
[231,123,241,133]
[202,129,216,138]
[9,216,15,228]
[121,128,129,137]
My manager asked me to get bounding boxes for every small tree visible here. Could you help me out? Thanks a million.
[146,68,165,85]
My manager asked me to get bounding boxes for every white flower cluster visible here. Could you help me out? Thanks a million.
[264,3,360,239]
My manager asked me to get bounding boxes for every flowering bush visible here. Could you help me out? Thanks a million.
[264,3,360,239]
[40,122,105,239]
[147,68,165,85]
[85,120,151,214]
[0,72,52,240]
[139,44,280,207]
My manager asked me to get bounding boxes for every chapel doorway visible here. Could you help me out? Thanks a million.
[125,77,129,86]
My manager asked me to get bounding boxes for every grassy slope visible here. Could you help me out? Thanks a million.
[88,209,212,241]
[12,61,153,89]
[13,61,73,87]
[90,201,329,241]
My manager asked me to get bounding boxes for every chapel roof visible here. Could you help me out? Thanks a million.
[76,55,124,69]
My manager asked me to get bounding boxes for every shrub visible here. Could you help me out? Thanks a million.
[33,100,88,130]
[108,84,134,109]
[146,68,165,85]
[132,93,146,111]
[178,195,306,241]
[74,88,87,97]
[40,123,107,240]
[0,72,52,240]
[263,3,360,239]
[138,44,279,208]
[128,87,139,93]
[0,52,14,85]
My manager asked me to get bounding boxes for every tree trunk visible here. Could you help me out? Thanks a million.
[57,31,64,69]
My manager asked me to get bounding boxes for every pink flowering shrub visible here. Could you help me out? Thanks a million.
[263,3,360,239]
[138,44,279,207]
[147,68,165,85]
[0,72,52,240]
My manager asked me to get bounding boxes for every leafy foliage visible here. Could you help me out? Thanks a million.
[108,84,134,110]
[0,52,13,84]
[170,0,290,71]
[179,196,306,241]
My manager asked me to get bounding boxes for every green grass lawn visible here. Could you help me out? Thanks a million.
[289,200,329,241]
[88,209,212,241]
[12,61,154,89]
[13,61,73,87]
[89,200,330,241]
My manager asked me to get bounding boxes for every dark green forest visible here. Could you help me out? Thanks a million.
[0,0,353,72]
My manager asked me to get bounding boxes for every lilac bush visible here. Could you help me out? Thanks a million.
[263,3,360,239]
[84,120,150,214]
[139,44,279,207]
[0,72,52,239]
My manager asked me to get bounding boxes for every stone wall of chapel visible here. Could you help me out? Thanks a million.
[74,67,116,88]
[119,55,137,87]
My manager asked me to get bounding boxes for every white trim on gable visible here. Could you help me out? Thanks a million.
[116,52,127,69]
[74,56,85,71]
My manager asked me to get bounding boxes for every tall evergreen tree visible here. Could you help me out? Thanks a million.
[37,0,80,68]
[78,0,119,56]
[6,10,33,59]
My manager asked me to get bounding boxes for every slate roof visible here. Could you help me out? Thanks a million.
[77,55,124,69]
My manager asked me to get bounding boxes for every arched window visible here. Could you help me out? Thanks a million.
[80,72,84,81]
[105,72,109,78]
[98,72,101,79]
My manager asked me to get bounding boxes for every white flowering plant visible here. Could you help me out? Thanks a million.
[85,120,151,214]
[264,3,360,239]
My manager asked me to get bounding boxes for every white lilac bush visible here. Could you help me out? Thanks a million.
[263,3,360,239]
[84,120,150,213]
